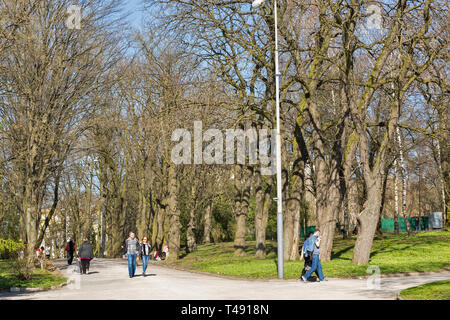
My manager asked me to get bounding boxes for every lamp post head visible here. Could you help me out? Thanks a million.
[252,0,265,8]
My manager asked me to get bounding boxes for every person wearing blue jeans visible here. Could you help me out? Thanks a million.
[123,232,141,278]
[302,230,327,282]
[140,236,151,276]
[128,253,137,277]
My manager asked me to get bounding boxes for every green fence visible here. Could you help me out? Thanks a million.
[381,217,428,231]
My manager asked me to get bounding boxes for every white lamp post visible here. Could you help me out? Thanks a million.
[252,0,284,279]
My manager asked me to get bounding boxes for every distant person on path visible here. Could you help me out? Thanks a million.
[65,238,76,265]
[39,246,46,269]
[78,238,94,275]
[45,246,51,260]
[140,236,152,276]
[35,247,41,260]
[123,232,141,278]
[161,245,169,260]
[301,229,327,283]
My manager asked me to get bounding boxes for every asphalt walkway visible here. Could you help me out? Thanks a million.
[1,258,448,300]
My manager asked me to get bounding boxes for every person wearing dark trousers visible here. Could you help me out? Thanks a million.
[299,237,320,281]
[123,232,141,278]
[140,236,151,276]
[301,230,327,282]
[65,238,76,265]
[78,238,94,275]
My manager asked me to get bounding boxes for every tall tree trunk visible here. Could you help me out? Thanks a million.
[153,205,165,251]
[343,132,358,239]
[137,174,148,240]
[288,192,301,261]
[167,164,180,261]
[316,163,343,262]
[436,98,449,226]
[233,165,251,256]
[284,171,302,261]
[23,181,39,262]
[255,172,272,259]
[394,159,400,234]
[36,169,61,248]
[396,126,412,234]
[255,175,265,259]
[186,185,197,253]
[352,178,382,265]
[343,201,350,239]
[436,140,447,226]
[203,200,212,244]
[109,170,128,257]
[377,163,390,240]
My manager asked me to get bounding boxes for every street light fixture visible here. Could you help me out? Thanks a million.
[252,0,284,279]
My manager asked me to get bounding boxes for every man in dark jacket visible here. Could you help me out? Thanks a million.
[78,238,94,274]
[122,232,141,278]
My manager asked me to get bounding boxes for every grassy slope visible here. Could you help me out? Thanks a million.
[0,260,67,289]
[400,280,450,300]
[164,230,450,279]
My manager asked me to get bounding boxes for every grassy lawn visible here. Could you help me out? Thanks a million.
[163,230,450,279]
[0,260,67,290]
[400,280,450,300]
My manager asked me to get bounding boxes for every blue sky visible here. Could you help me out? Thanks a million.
[121,0,146,29]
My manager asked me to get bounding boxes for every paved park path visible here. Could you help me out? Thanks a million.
[1,258,449,300]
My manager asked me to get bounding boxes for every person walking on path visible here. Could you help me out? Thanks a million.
[38,246,46,269]
[140,236,152,276]
[78,238,94,275]
[299,232,320,281]
[301,229,327,283]
[65,238,76,265]
[45,246,51,260]
[123,232,141,278]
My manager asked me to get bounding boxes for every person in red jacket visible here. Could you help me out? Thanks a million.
[64,238,76,265]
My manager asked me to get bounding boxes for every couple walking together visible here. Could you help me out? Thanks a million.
[122,232,152,278]
[300,229,328,282]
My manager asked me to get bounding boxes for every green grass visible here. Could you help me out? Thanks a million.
[163,230,450,279]
[400,280,450,300]
[0,260,67,290]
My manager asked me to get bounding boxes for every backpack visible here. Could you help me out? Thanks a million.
[68,241,74,252]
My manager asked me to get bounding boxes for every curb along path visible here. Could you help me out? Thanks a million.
[0,258,449,300]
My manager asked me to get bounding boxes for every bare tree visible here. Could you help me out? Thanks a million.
[0,0,125,261]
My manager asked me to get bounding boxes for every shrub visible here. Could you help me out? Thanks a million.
[0,238,25,259]
[11,256,33,280]
[0,239,33,280]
